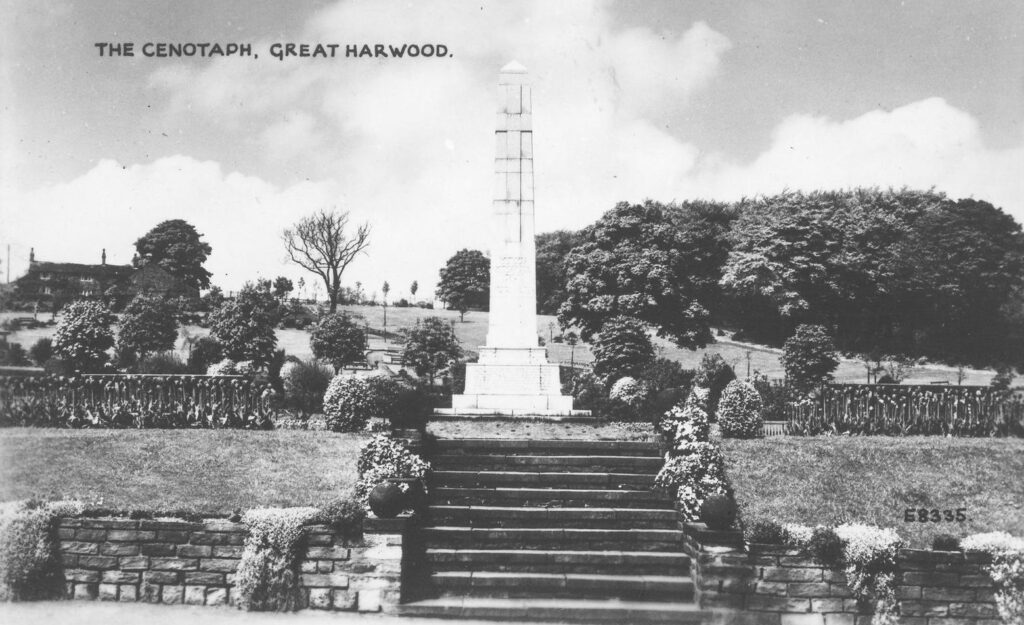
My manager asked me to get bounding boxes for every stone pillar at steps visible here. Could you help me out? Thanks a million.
[444,61,582,417]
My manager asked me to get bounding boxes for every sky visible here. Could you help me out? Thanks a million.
[1,0,1022,300]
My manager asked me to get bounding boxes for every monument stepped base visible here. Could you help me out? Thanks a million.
[432,409,594,421]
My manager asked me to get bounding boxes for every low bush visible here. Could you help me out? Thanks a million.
[654,440,728,520]
[931,534,961,551]
[746,519,790,545]
[834,523,903,623]
[658,403,710,445]
[355,434,430,510]
[639,358,694,394]
[207,358,238,376]
[137,352,189,374]
[0,499,84,601]
[323,375,374,432]
[316,496,364,541]
[694,353,736,419]
[806,526,845,567]
[962,532,1024,624]
[751,373,791,421]
[235,507,320,611]
[280,360,333,415]
[700,493,738,530]
[187,337,223,374]
[718,380,764,439]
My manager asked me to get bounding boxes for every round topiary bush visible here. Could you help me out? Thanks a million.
[699,493,738,530]
[747,519,790,545]
[368,482,405,518]
[717,380,765,438]
[323,375,375,432]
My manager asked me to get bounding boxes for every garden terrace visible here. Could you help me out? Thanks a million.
[722,436,1024,548]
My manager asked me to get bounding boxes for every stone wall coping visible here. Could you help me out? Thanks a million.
[364,515,412,534]
[682,522,744,548]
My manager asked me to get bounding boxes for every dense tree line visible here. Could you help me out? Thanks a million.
[535,189,1024,371]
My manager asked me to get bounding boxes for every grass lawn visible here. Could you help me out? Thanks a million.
[0,428,369,513]
[722,436,1024,548]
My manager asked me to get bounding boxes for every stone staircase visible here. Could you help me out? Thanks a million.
[398,438,707,622]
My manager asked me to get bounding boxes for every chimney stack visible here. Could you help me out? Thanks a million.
[102,249,107,265]
[29,247,35,264]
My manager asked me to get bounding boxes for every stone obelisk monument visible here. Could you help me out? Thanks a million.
[448,62,578,415]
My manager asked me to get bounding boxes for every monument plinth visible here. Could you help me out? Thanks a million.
[444,62,585,417]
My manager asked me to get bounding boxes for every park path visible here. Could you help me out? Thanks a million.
[0,601,508,625]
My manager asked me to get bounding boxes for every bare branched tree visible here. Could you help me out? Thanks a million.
[282,209,371,313]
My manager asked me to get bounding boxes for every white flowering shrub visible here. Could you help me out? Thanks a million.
[688,385,711,414]
[235,360,257,377]
[206,358,238,376]
[235,507,320,611]
[356,434,431,510]
[784,523,815,547]
[610,377,648,407]
[963,532,1024,624]
[834,523,903,625]
[661,404,711,446]
[323,375,374,432]
[0,499,83,601]
[717,380,764,438]
[654,441,728,520]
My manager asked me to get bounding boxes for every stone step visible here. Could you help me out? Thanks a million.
[423,526,685,551]
[431,486,673,508]
[433,438,662,457]
[426,548,690,575]
[398,597,707,622]
[427,505,678,529]
[432,454,664,473]
[430,471,657,490]
[432,571,693,601]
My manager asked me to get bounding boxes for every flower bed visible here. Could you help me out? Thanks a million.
[0,374,277,428]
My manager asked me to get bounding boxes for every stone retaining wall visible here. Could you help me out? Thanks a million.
[57,516,406,613]
[682,523,1003,625]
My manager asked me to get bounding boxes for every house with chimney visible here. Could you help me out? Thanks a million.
[13,248,198,307]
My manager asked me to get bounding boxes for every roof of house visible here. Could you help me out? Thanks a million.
[30,261,132,276]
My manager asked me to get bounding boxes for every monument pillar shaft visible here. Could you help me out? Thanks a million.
[487,67,538,348]
[445,62,580,416]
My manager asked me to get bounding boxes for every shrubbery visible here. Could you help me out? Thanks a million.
[310,312,366,372]
[717,380,764,438]
[658,402,709,445]
[235,507,320,611]
[323,375,374,432]
[0,499,84,601]
[279,360,333,415]
[52,300,117,373]
[782,324,839,394]
[694,353,735,419]
[962,532,1024,623]
[355,434,430,511]
[654,440,729,520]
[746,519,789,545]
[591,316,654,386]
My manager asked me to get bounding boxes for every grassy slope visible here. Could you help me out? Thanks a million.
[0,428,368,512]
[722,436,1024,547]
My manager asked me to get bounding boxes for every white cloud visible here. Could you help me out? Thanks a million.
[681,98,1024,219]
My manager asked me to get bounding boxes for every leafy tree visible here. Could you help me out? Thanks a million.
[410,280,419,300]
[436,249,490,322]
[28,338,53,366]
[272,276,294,300]
[310,312,367,372]
[282,209,371,313]
[133,219,213,291]
[535,230,584,315]
[558,201,713,349]
[401,317,463,385]
[208,282,278,368]
[590,316,655,386]
[0,343,29,366]
[117,294,178,360]
[892,198,1024,367]
[200,286,226,313]
[694,353,737,418]
[186,336,223,374]
[52,300,117,372]
[782,324,839,394]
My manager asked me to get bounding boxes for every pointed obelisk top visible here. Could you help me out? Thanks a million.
[499,60,529,85]
[501,60,528,74]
